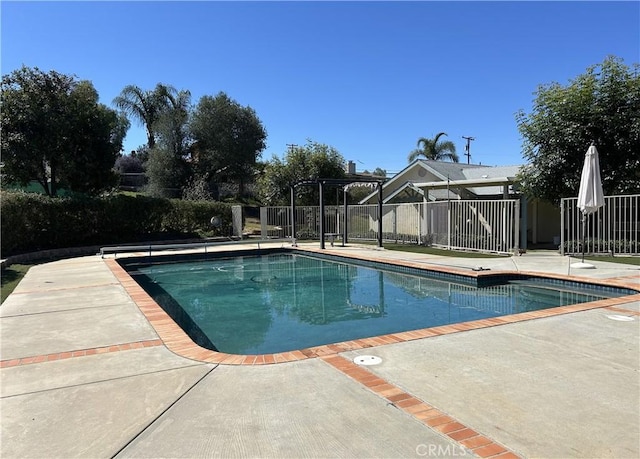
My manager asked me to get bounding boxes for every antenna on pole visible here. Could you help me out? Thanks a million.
[462,136,475,164]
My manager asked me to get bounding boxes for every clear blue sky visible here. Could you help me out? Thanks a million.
[2,1,638,175]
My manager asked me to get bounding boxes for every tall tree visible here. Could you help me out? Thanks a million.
[257,140,346,206]
[154,88,191,158]
[189,92,267,197]
[408,132,459,163]
[145,146,189,198]
[516,56,640,203]
[145,89,192,198]
[1,66,129,196]
[113,83,174,149]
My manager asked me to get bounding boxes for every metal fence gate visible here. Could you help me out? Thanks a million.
[560,194,639,255]
[261,199,520,255]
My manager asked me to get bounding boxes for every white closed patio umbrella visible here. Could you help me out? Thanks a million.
[572,144,605,269]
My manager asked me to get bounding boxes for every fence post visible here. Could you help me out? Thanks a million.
[417,203,422,244]
[447,200,451,250]
[424,201,429,244]
[260,207,267,239]
[231,205,243,238]
[514,200,520,252]
[560,199,565,256]
[319,181,325,249]
[610,196,615,255]
[519,196,527,251]
[343,188,348,245]
[290,186,296,246]
[377,183,383,247]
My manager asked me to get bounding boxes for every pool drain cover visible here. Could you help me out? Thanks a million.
[354,355,382,366]
[606,314,635,322]
[251,275,278,283]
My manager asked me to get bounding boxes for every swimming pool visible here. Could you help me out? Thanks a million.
[124,250,635,355]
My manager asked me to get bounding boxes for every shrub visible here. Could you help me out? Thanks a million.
[0,191,232,256]
[561,238,639,254]
[163,199,231,236]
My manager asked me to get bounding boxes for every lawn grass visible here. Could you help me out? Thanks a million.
[370,242,640,264]
[364,242,507,258]
[244,216,261,233]
[1,264,32,303]
[582,255,640,266]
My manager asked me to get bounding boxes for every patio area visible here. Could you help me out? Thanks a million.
[1,243,638,458]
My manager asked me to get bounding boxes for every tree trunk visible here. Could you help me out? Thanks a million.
[50,162,58,197]
[38,161,51,197]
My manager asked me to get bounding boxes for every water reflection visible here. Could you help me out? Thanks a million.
[135,254,608,355]
[256,255,385,325]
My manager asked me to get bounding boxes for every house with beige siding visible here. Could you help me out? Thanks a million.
[358,160,560,248]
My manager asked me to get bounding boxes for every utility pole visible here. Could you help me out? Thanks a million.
[286,143,298,153]
[462,136,475,164]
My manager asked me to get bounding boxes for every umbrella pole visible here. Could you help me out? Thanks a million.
[581,213,586,263]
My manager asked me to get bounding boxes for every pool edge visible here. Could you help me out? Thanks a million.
[103,248,640,366]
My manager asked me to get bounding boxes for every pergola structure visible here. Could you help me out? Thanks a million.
[291,178,385,249]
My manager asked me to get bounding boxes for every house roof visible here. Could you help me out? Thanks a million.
[455,165,521,195]
[417,159,490,181]
[460,164,521,180]
[358,159,522,204]
[414,176,516,190]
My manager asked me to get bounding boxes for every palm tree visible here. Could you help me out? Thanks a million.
[113,84,174,149]
[408,132,459,163]
[165,88,191,117]
[155,89,192,159]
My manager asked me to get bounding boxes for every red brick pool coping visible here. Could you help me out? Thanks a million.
[4,249,635,369]
[321,353,520,459]
[0,339,164,368]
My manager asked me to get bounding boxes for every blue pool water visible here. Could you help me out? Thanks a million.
[128,252,632,355]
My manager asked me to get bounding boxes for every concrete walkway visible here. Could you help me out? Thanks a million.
[1,244,638,458]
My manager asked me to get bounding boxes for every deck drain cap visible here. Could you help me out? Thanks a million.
[606,314,635,322]
[354,355,382,366]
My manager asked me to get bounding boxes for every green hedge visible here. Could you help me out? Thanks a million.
[1,191,232,256]
[562,238,638,254]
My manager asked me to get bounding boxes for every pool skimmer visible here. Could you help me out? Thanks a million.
[354,355,382,366]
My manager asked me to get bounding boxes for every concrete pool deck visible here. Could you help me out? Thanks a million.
[1,243,638,458]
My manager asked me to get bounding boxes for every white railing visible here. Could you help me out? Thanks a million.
[443,200,520,254]
[560,194,640,255]
[261,199,520,255]
[100,237,291,258]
